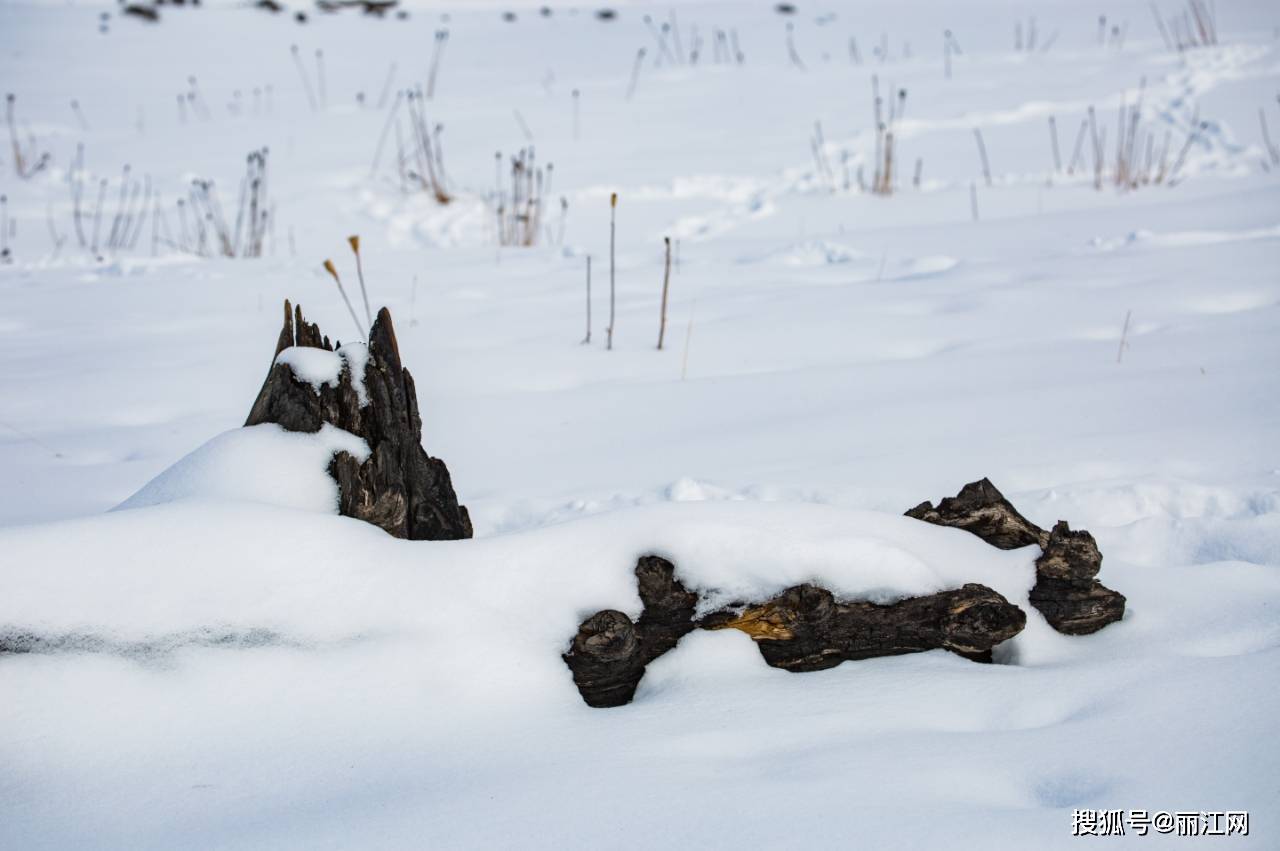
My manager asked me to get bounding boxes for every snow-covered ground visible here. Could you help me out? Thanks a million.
[1,0,1278,847]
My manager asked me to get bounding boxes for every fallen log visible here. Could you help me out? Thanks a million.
[563,556,697,708]
[702,582,1027,669]
[245,300,472,540]
[907,479,1125,634]
[564,556,1026,707]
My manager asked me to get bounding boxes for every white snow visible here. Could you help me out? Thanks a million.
[117,422,370,513]
[1,0,1278,847]
[275,342,371,405]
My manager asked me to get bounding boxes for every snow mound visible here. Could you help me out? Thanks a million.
[4,498,1044,651]
[737,240,860,267]
[116,423,370,514]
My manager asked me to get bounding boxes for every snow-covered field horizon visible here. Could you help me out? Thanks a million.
[2,0,1278,846]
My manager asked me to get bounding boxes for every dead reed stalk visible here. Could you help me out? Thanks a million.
[608,193,616,351]
[657,237,671,350]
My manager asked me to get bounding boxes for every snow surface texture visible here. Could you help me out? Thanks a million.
[1,0,1278,847]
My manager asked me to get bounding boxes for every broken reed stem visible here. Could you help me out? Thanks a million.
[1116,309,1131,363]
[881,131,895,194]
[1260,107,1280,165]
[669,9,685,64]
[187,76,212,121]
[70,99,89,132]
[513,109,534,143]
[657,237,671,350]
[1067,118,1088,174]
[349,235,373,327]
[973,128,992,186]
[1166,107,1200,184]
[786,22,806,70]
[643,16,673,65]
[90,178,107,256]
[582,254,592,344]
[370,90,404,177]
[608,193,616,351]
[426,30,449,99]
[1087,106,1103,189]
[7,93,49,179]
[376,62,397,109]
[626,49,646,100]
[810,121,835,189]
[680,299,695,380]
[1151,2,1174,51]
[556,196,569,246]
[1154,129,1172,183]
[1095,126,1108,189]
[0,195,9,263]
[107,164,130,249]
[1049,115,1062,172]
[290,45,318,112]
[323,258,366,339]
[405,90,451,203]
[45,201,66,260]
[315,49,328,110]
[70,143,87,249]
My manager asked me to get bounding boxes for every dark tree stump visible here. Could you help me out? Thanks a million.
[701,582,1026,670]
[563,555,697,708]
[245,300,471,540]
[906,479,1125,635]
[564,557,1026,707]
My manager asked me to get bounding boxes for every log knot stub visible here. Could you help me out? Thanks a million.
[245,300,472,540]
[563,555,698,708]
[1030,520,1126,635]
[906,479,1125,635]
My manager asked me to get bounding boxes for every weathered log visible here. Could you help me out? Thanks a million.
[564,557,1026,707]
[563,555,697,707]
[906,479,1125,634]
[906,477,1048,549]
[1030,520,1126,635]
[245,300,471,540]
[702,582,1026,669]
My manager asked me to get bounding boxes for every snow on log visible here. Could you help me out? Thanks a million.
[907,478,1125,635]
[245,300,472,540]
[564,556,1025,708]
